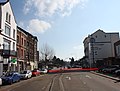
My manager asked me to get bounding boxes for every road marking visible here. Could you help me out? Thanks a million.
[59,74,65,91]
[83,82,86,84]
[90,89,93,91]
[68,77,71,80]
[42,86,46,90]
[85,75,92,79]
[65,76,71,80]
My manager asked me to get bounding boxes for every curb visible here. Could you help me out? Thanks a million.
[91,71,120,81]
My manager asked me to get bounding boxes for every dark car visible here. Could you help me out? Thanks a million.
[1,72,21,85]
[102,65,120,73]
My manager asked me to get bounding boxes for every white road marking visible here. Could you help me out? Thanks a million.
[68,77,71,80]
[65,76,69,79]
[65,76,71,80]
[42,86,46,90]
[59,74,65,91]
[90,89,93,91]
[83,82,86,84]
[85,75,92,79]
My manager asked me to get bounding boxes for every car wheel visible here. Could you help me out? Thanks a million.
[10,80,13,85]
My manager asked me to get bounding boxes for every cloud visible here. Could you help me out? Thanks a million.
[23,0,88,17]
[27,19,51,33]
[19,21,24,28]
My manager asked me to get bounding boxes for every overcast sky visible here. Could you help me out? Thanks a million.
[10,0,120,61]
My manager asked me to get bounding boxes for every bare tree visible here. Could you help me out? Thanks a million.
[40,44,55,62]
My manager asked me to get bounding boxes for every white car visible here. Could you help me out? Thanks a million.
[20,70,32,79]
[39,69,48,74]
[0,78,2,85]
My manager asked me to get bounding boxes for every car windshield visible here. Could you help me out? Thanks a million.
[21,71,27,74]
[4,73,13,77]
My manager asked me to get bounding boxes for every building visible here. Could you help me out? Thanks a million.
[17,26,27,72]
[114,40,120,65]
[17,26,39,70]
[83,29,119,67]
[33,37,38,69]
[0,1,17,76]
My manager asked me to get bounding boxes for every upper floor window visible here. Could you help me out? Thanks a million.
[6,12,8,22]
[3,39,10,50]
[9,14,11,23]
[5,24,11,36]
[13,42,15,51]
[24,39,26,47]
[13,29,15,39]
[6,12,11,24]
[21,38,23,45]
[17,35,19,44]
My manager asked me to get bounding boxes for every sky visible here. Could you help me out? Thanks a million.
[10,0,120,61]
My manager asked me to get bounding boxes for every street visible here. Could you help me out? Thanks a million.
[1,72,120,91]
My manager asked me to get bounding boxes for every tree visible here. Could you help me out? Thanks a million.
[70,57,74,67]
[40,44,55,67]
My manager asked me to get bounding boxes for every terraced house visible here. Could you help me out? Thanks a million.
[0,1,17,76]
[17,26,39,71]
[0,1,39,76]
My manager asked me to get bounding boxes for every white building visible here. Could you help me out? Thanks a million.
[0,2,17,76]
[83,29,119,67]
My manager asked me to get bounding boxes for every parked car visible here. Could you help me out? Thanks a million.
[39,68,48,74]
[1,72,21,85]
[115,69,120,76]
[102,65,120,73]
[20,70,32,79]
[0,78,2,85]
[32,69,40,76]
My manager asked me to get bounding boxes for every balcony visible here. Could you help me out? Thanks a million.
[1,49,17,58]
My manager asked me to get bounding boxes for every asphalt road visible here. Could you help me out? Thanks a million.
[1,72,120,91]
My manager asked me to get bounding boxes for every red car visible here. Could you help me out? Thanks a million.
[32,70,40,76]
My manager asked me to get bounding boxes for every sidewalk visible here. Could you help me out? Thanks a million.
[91,71,120,81]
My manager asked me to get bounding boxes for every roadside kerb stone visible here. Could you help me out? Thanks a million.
[91,71,120,81]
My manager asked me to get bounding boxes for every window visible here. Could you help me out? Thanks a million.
[13,29,15,39]
[17,48,19,58]
[5,24,11,36]
[21,49,23,57]
[6,12,11,24]
[13,42,15,51]
[3,39,10,50]
[6,12,8,22]
[24,39,26,46]
[17,35,19,44]
[21,38,23,45]
[9,14,11,23]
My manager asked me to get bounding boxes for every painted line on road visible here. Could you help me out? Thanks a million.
[42,86,46,90]
[85,75,92,79]
[65,76,71,80]
[83,82,86,85]
[90,89,93,91]
[59,74,65,91]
